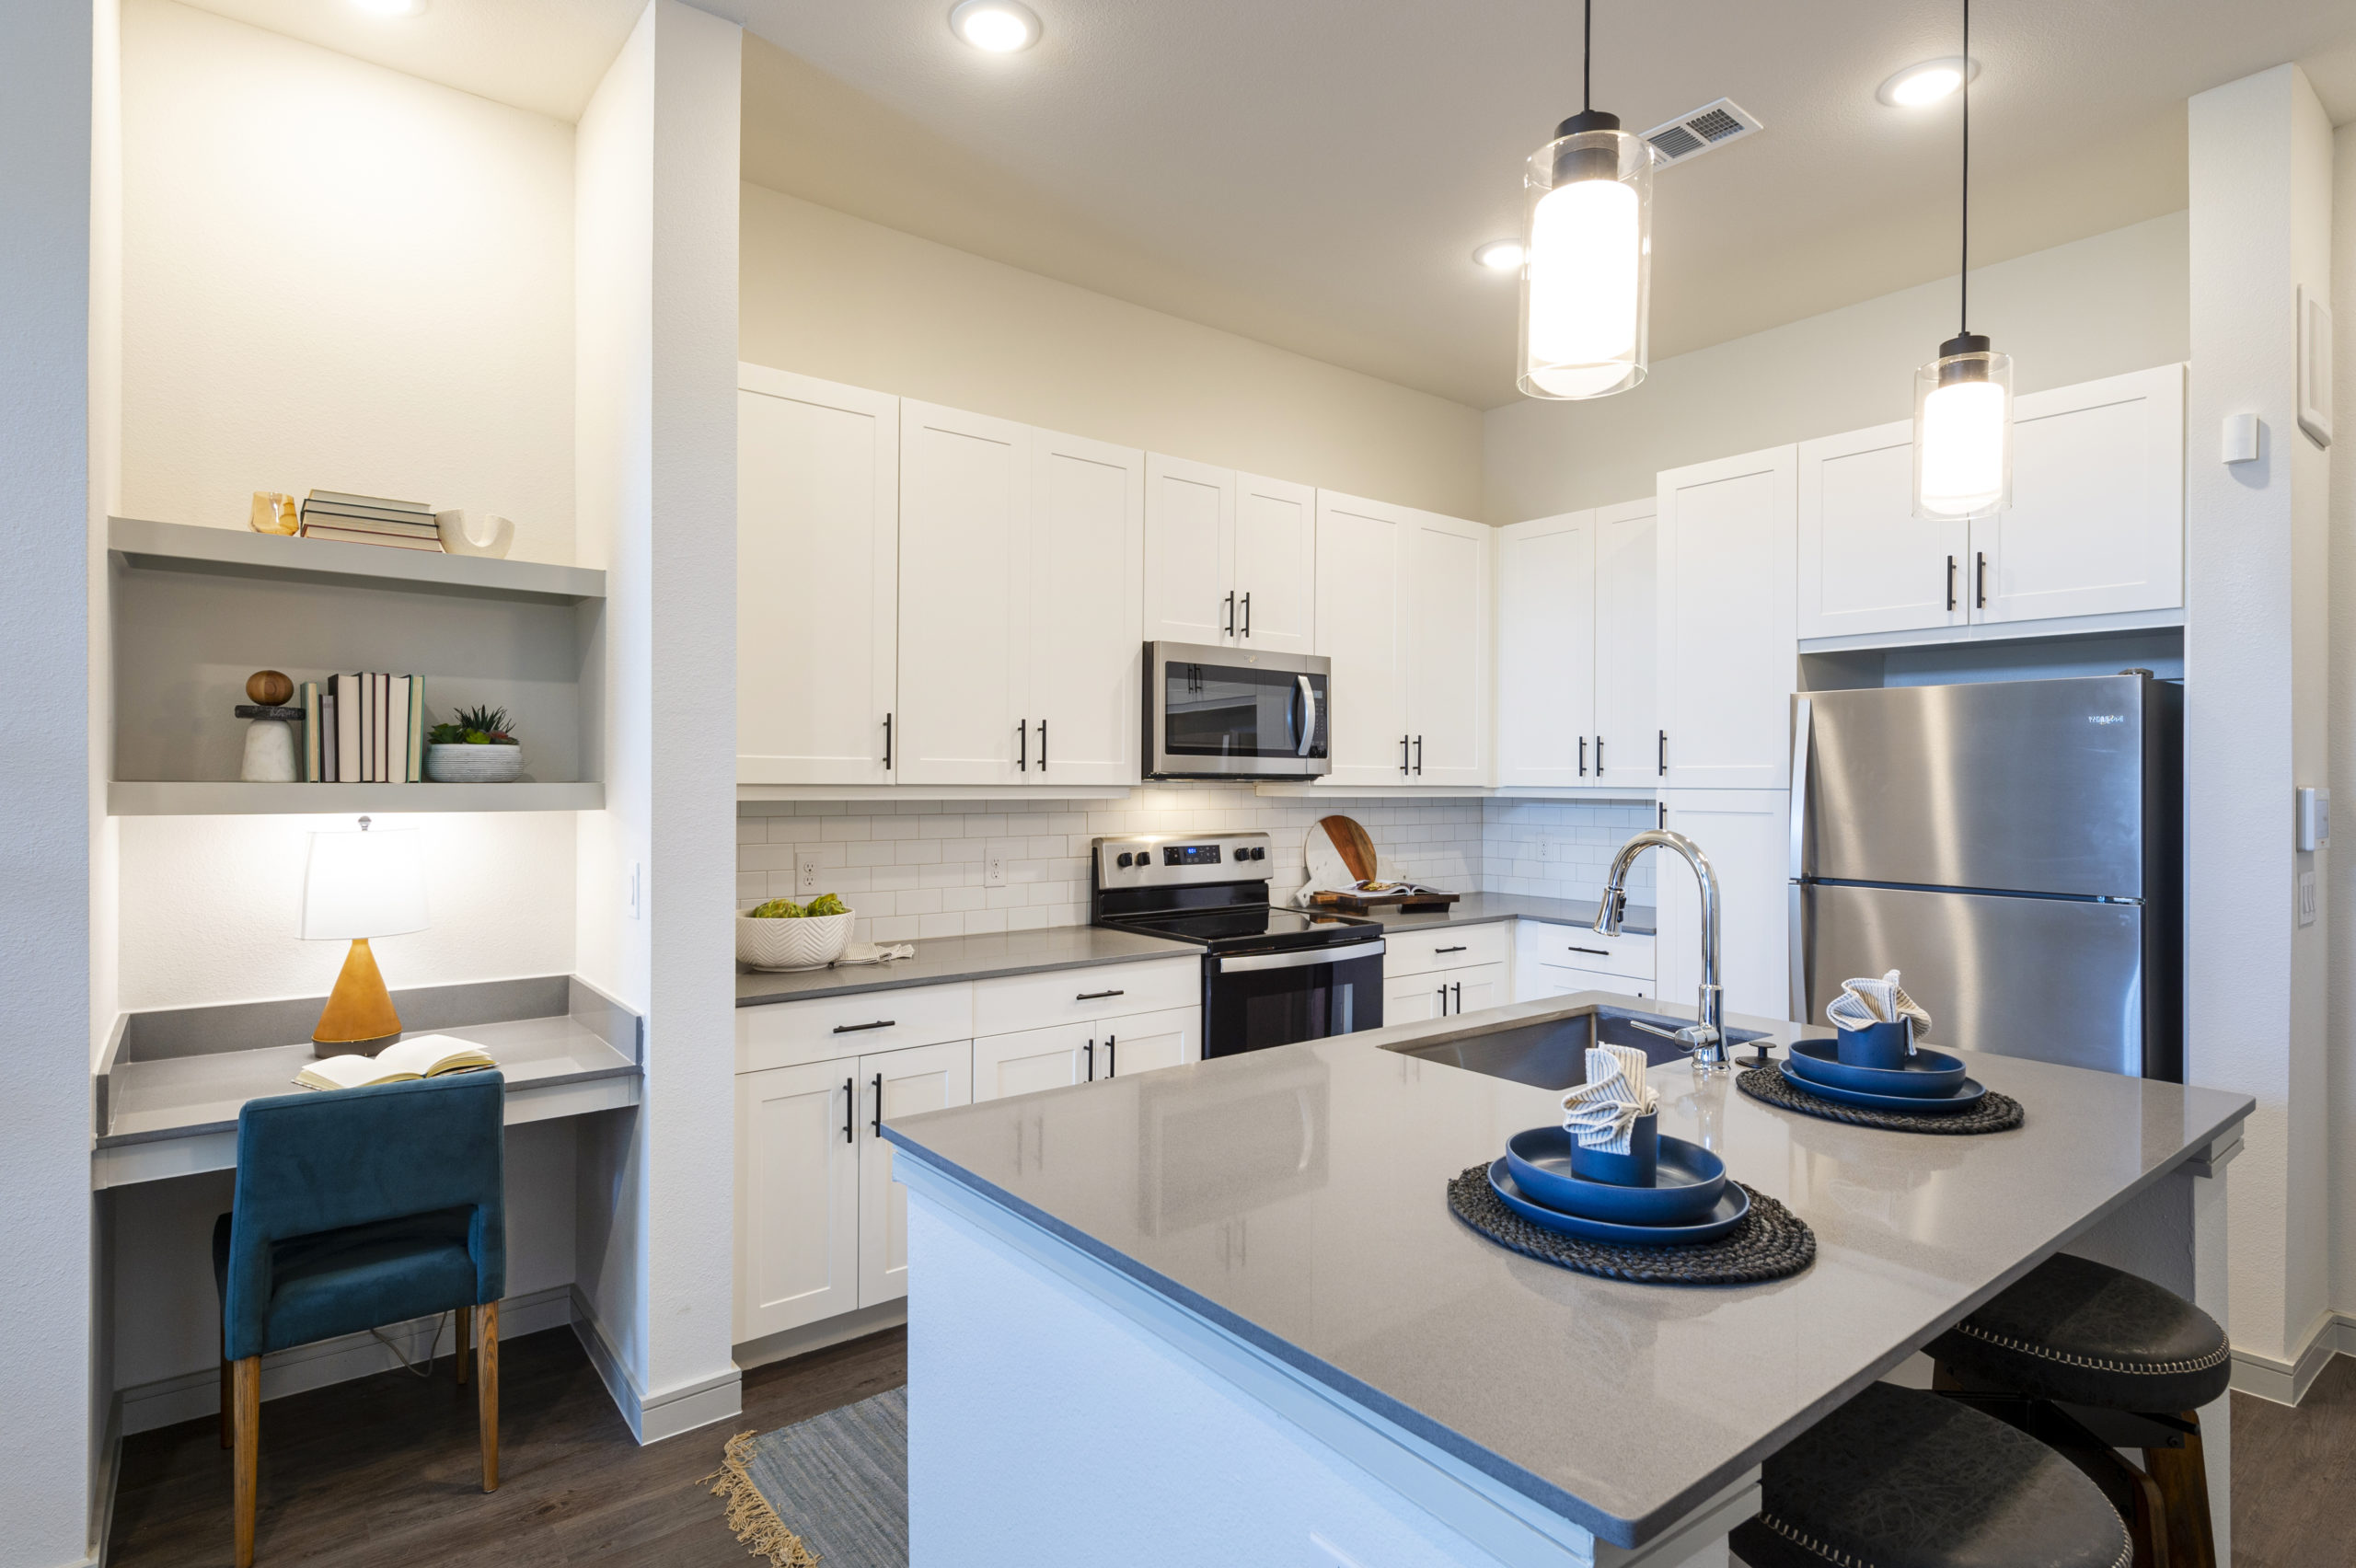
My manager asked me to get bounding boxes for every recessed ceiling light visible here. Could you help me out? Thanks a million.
[1877,56,1975,108]
[350,0,422,15]
[1473,239,1526,272]
[950,0,1041,52]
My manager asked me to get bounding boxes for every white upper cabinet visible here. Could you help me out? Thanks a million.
[1315,490,1412,785]
[1654,789,1792,1020]
[1232,472,1317,654]
[1496,511,1599,787]
[1796,421,1970,641]
[1592,500,1657,789]
[897,400,1031,785]
[736,368,898,785]
[1405,510,1491,785]
[1975,363,2185,624]
[1025,431,1144,786]
[1657,445,1797,790]
[1143,454,1235,647]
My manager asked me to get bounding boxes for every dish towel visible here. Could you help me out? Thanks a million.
[835,941,917,967]
[1560,1044,1659,1155]
[1825,969,1934,1052]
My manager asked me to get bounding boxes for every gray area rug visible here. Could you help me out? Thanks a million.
[708,1388,908,1568]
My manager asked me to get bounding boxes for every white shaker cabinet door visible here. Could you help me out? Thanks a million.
[1496,511,1598,788]
[1591,499,1657,789]
[1653,789,1792,1021]
[1232,471,1317,655]
[897,400,1030,784]
[1382,973,1450,1024]
[972,1020,1096,1101]
[734,1059,860,1342]
[1095,1006,1199,1081]
[736,368,898,785]
[1406,510,1492,786]
[1026,429,1144,786]
[1144,454,1236,648]
[1974,363,2185,625]
[1656,445,1798,790]
[1314,491,1412,787]
[857,1041,974,1309]
[1796,421,1969,640]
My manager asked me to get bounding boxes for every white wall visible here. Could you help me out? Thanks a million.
[120,0,577,563]
[739,184,1485,521]
[2329,121,2356,1341]
[2,3,98,1562]
[1484,213,2192,523]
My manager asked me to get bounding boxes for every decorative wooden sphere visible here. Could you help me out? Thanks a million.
[246,670,294,706]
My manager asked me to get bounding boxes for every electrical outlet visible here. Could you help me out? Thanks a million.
[798,853,821,896]
[2299,870,2317,928]
[1533,836,1551,864]
[986,851,1008,888]
[628,862,641,920]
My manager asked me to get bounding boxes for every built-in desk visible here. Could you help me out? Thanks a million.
[94,974,641,1189]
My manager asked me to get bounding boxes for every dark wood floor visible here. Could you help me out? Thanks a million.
[108,1325,906,1568]
[110,1328,2356,1566]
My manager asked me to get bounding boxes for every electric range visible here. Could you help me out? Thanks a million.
[1091,832,1386,1056]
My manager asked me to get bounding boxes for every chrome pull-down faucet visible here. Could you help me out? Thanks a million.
[1595,829,1728,1070]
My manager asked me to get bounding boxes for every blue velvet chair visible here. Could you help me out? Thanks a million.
[213,1073,506,1567]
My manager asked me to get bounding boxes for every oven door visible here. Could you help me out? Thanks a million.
[1146,640,1330,779]
[1204,940,1384,1056]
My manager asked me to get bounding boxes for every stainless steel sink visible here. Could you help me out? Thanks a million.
[1382,1003,1770,1091]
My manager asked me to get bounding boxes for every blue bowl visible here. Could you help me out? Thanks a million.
[1778,1058,1988,1114]
[1836,1020,1911,1068]
[1507,1125,1727,1224]
[1788,1038,1968,1099]
[1488,1159,1750,1245]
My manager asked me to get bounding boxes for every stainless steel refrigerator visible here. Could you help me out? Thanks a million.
[1788,674,2182,1080]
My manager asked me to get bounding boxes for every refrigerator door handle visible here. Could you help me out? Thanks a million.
[1788,881,1808,1027]
[1788,697,1812,882]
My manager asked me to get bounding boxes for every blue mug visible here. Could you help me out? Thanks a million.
[1836,1020,1911,1069]
[1570,1113,1658,1187]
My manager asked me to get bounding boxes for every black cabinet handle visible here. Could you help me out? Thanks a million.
[1434,945,1467,954]
[1104,1034,1117,1078]
[1946,555,1958,613]
[1400,734,1410,776]
[1658,801,1668,829]
[842,1076,854,1144]
[1657,730,1668,778]
[1084,1038,1095,1080]
[1596,734,1604,774]
[1241,592,1251,639]
[1579,735,1588,776]
[1977,551,1988,609]
[871,1072,883,1136]
[832,1019,895,1034]
[883,711,893,769]
[1436,984,1448,1014]
[1452,981,1462,1013]
[1415,734,1424,776]
[1076,987,1126,1000]
[1566,944,1610,956]
[1017,719,1028,772]
[1038,718,1047,772]
[1225,591,1236,638]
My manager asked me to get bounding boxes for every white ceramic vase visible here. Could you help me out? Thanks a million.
[434,510,516,559]
[241,719,299,782]
[425,743,524,783]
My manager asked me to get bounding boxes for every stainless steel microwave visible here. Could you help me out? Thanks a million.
[1143,640,1331,780]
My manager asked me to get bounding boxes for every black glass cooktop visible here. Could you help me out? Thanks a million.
[1105,905,1377,950]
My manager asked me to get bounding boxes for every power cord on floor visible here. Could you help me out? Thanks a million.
[370,1310,453,1378]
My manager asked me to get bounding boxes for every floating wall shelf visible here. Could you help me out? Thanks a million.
[109,781,605,816]
[108,516,605,605]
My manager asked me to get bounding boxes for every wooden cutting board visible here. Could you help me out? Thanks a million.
[1316,815,1379,883]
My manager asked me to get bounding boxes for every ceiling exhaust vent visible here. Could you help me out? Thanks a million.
[1641,98,1762,167]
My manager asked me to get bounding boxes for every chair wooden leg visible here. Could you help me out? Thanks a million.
[457,1305,471,1387]
[2146,1412,2218,1568]
[219,1357,233,1450]
[232,1356,260,1568]
[477,1302,499,1493]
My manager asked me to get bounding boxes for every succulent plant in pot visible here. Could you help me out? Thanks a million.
[426,705,525,783]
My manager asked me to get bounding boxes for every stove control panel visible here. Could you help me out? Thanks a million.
[1094,832,1274,890]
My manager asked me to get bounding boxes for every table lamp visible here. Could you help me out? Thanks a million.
[302,816,428,1056]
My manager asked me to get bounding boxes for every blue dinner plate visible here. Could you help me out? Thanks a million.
[1487,1158,1750,1245]
[1786,1038,1969,1099]
[1778,1058,1987,1114]
[1505,1126,1727,1224]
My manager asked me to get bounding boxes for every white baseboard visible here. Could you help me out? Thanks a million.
[567,1284,742,1445]
[118,1284,575,1436]
[2230,1310,2356,1406]
[733,1300,907,1373]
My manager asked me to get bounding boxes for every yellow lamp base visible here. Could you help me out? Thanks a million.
[312,937,404,1057]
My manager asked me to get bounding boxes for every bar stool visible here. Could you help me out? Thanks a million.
[1925,1252,2231,1568]
[1730,1383,2129,1568]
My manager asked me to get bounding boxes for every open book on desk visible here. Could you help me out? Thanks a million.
[295,1033,497,1091]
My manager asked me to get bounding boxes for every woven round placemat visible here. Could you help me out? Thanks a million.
[1738,1065,2025,1135]
[1447,1168,1815,1286]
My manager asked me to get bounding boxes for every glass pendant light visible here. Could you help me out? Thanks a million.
[1912,0,2011,518]
[1517,0,1652,400]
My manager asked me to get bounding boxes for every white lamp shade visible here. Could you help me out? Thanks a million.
[1518,128,1652,401]
[1911,346,2014,519]
[301,826,429,940]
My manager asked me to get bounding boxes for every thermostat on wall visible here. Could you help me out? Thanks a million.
[2296,786,2329,853]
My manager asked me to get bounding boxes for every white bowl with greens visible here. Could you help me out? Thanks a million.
[737,894,855,970]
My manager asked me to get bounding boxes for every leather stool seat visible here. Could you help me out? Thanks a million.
[1731,1384,2129,1568]
[1925,1254,2232,1413]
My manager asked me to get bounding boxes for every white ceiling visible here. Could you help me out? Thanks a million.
[184,0,2356,409]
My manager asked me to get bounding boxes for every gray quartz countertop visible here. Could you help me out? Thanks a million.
[736,924,1196,1006]
[884,991,2253,1547]
[1355,891,1656,937]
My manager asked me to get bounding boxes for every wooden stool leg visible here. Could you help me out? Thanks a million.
[477,1302,499,1493]
[457,1305,471,1386]
[232,1356,260,1568]
[219,1357,233,1450]
[2146,1412,2217,1568]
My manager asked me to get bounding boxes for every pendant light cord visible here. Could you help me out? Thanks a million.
[1582,0,1592,113]
[1958,0,1969,334]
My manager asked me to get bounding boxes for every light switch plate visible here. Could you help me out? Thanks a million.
[2299,870,2317,928]
[2297,786,2330,852]
[2222,412,2259,464]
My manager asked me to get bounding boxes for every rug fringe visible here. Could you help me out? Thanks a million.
[702,1429,820,1568]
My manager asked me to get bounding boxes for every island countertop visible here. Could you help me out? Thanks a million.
[884,992,2253,1547]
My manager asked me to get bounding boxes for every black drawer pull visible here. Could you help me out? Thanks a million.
[1075,988,1126,1001]
[1566,945,1610,957]
[1433,945,1467,954]
[842,1076,855,1144]
[832,1020,895,1034]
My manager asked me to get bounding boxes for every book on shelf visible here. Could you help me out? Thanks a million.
[319,688,338,782]
[294,1033,497,1091]
[306,490,433,515]
[407,676,424,781]
[301,681,322,782]
[320,672,422,782]
[299,524,445,552]
[300,511,442,536]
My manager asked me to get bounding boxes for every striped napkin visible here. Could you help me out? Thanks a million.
[1562,1044,1658,1155]
[1825,969,1934,1053]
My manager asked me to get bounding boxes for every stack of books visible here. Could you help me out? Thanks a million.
[297,674,425,783]
[298,490,445,552]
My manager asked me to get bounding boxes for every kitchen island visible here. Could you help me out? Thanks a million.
[884,991,2251,1567]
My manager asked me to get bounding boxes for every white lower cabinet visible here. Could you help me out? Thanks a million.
[734,1057,862,1342]
[858,1041,975,1308]
[1528,963,1653,1001]
[1383,958,1507,1021]
[972,1006,1199,1101]
[1511,921,1655,1003]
